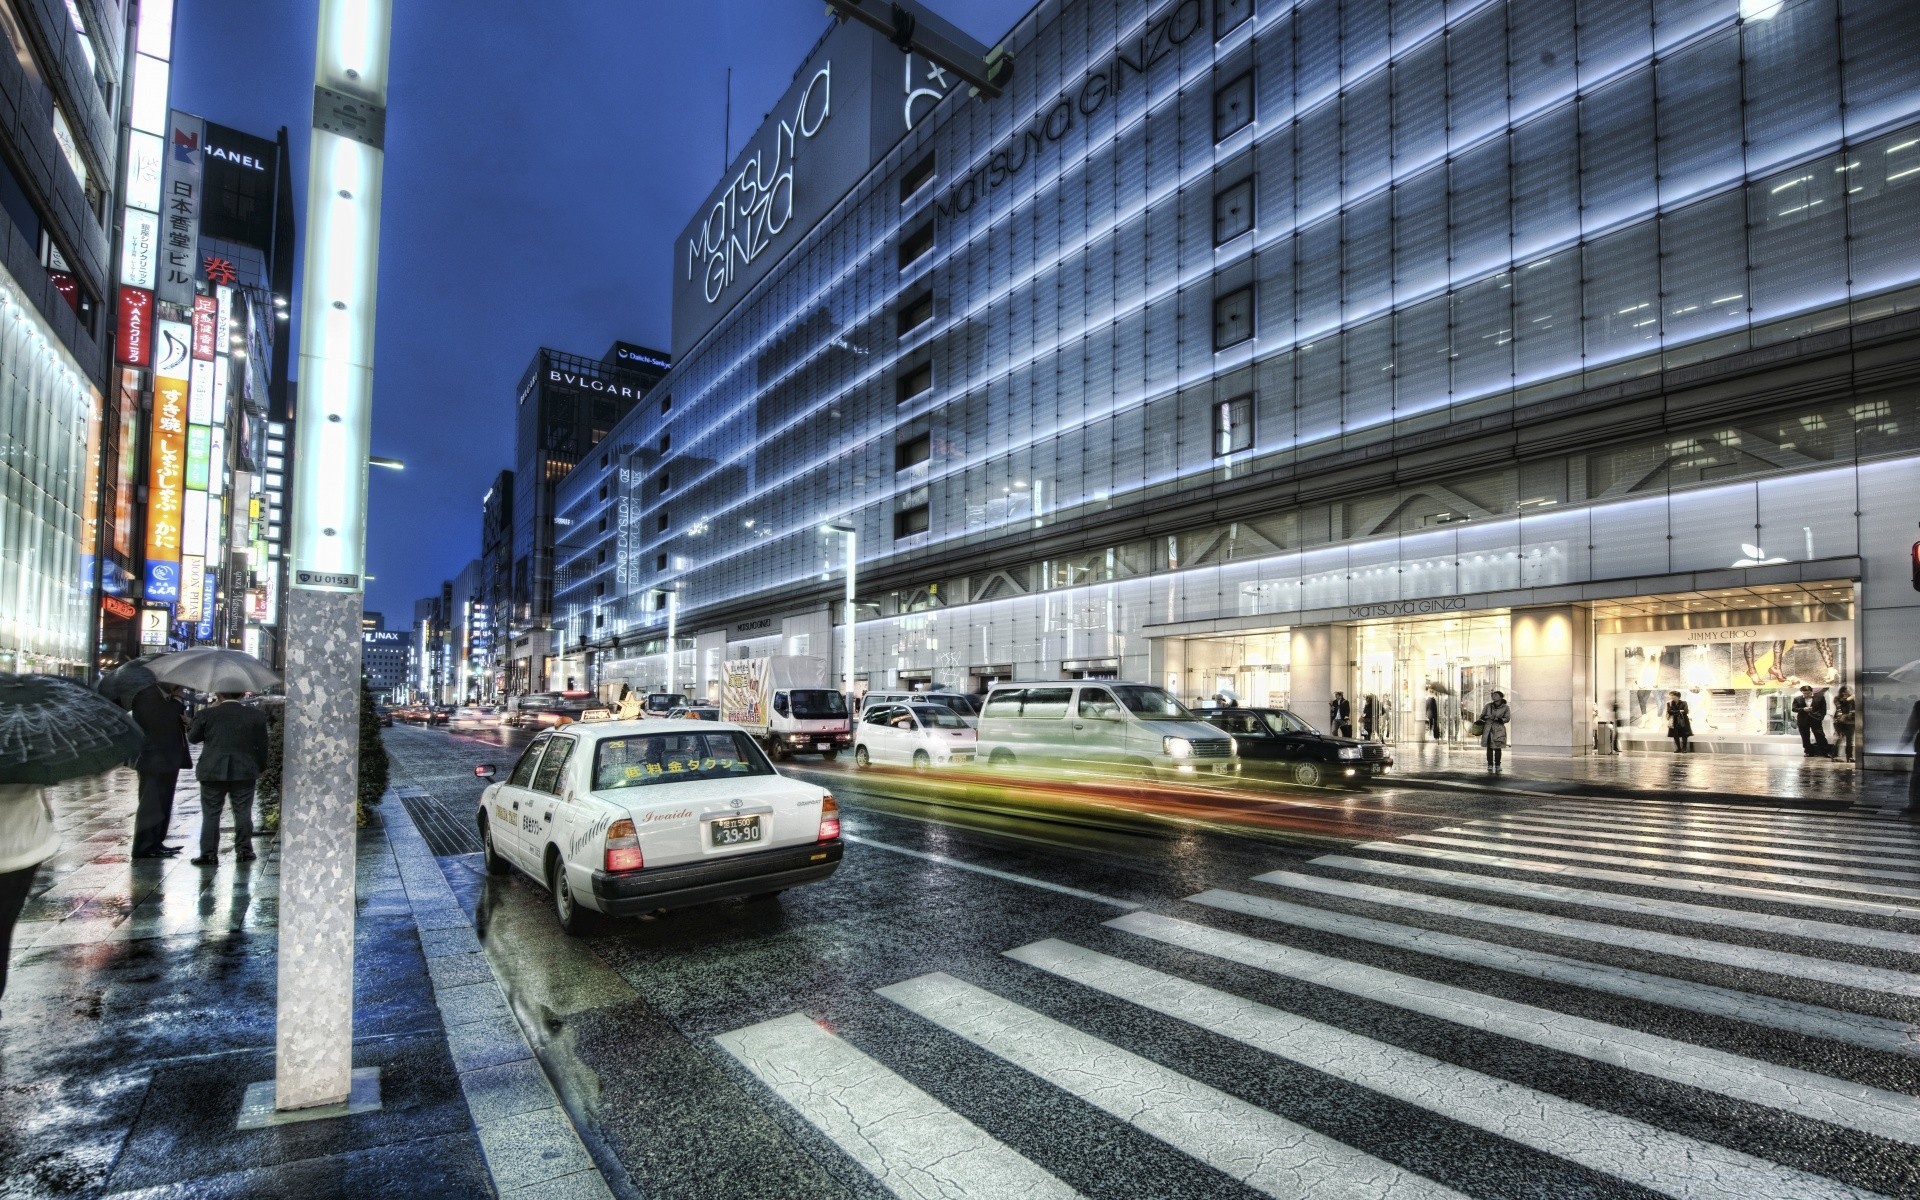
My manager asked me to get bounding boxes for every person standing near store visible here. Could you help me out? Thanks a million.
[1425,693,1440,740]
[1792,685,1831,757]
[1478,691,1511,772]
[1832,687,1857,761]
[186,693,269,866]
[1665,690,1693,753]
[1330,692,1352,739]
[129,682,189,858]
[1903,699,1920,813]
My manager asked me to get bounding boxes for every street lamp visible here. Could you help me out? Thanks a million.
[824,522,856,700]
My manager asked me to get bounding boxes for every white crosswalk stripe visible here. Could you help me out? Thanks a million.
[877,971,1469,1199]
[717,799,1920,1199]
[1457,816,1920,866]
[1308,854,1920,952]
[1011,937,1884,1200]
[1345,840,1920,918]
[1433,824,1920,882]
[1533,804,1917,847]
[1188,885,1920,1050]
[1393,833,1920,900]
[715,1014,1081,1200]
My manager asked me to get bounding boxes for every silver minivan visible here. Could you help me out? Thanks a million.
[974,682,1238,777]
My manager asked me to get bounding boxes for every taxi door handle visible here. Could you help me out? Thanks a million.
[1072,723,1085,730]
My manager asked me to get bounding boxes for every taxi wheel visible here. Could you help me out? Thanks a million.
[912,750,931,772]
[854,745,871,769]
[478,815,511,876]
[821,749,839,762]
[1292,761,1324,787]
[548,854,599,936]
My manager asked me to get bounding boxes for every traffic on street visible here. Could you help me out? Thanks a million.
[380,719,1920,1200]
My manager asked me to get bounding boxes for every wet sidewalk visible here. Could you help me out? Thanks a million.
[1392,741,1912,810]
[0,766,494,1198]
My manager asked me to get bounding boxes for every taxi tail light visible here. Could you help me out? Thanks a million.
[604,818,644,873]
[817,794,840,842]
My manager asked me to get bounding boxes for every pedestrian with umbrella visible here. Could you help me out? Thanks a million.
[0,674,143,1012]
[186,694,270,866]
[127,680,190,858]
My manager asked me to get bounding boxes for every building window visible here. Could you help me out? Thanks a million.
[894,504,930,539]
[600,452,609,468]
[1214,176,1254,245]
[1215,0,1254,38]
[596,614,605,628]
[896,360,934,404]
[656,553,668,571]
[895,432,931,470]
[1213,394,1254,456]
[657,472,670,494]
[597,548,606,565]
[597,516,607,532]
[1213,285,1255,349]
[1214,71,1255,141]
[660,393,672,414]
[657,511,668,532]
[899,221,935,269]
[901,152,936,201]
[597,483,608,500]
[658,431,670,454]
[596,581,606,596]
[897,291,934,337]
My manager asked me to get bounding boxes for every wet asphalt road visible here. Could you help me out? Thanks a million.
[384,723,1920,1200]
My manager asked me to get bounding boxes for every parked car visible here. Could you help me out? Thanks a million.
[853,702,977,770]
[373,706,395,728]
[1200,707,1392,786]
[642,692,688,716]
[450,705,500,728]
[859,690,979,727]
[472,719,843,933]
[974,682,1237,778]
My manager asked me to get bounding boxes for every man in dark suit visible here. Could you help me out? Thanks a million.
[187,693,270,866]
[1792,685,1831,757]
[129,683,190,858]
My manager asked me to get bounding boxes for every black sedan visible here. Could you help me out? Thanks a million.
[1200,707,1391,786]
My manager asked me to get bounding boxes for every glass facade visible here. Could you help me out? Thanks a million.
[0,265,103,674]
[567,0,1920,761]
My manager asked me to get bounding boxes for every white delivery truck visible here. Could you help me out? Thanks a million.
[721,655,852,761]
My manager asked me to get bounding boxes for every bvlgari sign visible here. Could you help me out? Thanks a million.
[670,18,932,361]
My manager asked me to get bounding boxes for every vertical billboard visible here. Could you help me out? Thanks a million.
[159,111,204,308]
[144,362,190,601]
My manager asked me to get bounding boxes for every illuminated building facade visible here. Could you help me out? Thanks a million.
[574,0,1920,764]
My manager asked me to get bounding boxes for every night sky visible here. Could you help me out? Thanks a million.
[170,0,1032,623]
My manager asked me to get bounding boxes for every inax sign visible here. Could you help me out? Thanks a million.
[671,18,949,361]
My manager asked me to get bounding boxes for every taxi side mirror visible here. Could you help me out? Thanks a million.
[474,764,497,779]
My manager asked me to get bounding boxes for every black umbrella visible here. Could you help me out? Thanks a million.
[0,674,144,786]
[97,656,158,708]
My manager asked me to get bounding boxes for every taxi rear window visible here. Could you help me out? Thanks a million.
[591,731,775,790]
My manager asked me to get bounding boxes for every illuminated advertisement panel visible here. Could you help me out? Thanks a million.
[178,553,204,620]
[181,488,206,556]
[158,111,204,308]
[116,286,152,366]
[127,129,164,211]
[197,568,216,639]
[191,294,217,359]
[212,354,229,422]
[185,424,210,488]
[188,356,213,423]
[153,318,190,377]
[144,372,189,567]
[120,209,158,289]
[208,426,224,496]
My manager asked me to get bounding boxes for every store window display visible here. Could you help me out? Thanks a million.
[1604,628,1848,755]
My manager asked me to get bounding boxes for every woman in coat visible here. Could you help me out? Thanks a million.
[1478,691,1511,772]
[1832,687,1857,760]
[1665,690,1693,753]
[0,781,60,1013]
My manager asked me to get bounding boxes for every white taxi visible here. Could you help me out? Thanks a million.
[473,719,843,934]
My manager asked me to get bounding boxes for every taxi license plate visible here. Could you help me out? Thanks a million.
[814,742,832,751]
[711,816,761,847]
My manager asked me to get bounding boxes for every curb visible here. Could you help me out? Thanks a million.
[1390,772,1858,811]
[379,797,616,1200]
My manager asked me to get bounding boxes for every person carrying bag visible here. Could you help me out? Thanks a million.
[1477,691,1511,773]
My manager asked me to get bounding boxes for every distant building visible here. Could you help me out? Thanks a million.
[360,628,407,701]
[362,612,384,630]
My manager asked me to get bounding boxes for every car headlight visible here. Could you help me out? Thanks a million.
[1227,736,1239,757]
[1163,736,1193,759]
[1337,746,1363,760]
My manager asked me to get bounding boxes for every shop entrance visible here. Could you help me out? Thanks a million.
[1350,613,1511,747]
[1592,582,1855,758]
[1178,631,1293,709]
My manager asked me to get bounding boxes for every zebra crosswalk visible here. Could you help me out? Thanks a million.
[714,796,1920,1198]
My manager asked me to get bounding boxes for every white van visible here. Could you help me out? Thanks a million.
[974,682,1238,777]
[859,689,979,727]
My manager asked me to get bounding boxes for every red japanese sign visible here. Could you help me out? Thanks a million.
[191,294,218,361]
[116,285,153,367]
[202,256,238,287]
[101,595,137,620]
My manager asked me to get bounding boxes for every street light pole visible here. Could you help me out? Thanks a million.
[825,523,856,700]
[665,588,677,696]
[253,0,391,1124]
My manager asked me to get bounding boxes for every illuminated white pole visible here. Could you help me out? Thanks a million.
[269,0,390,1117]
[826,523,856,698]
[665,590,677,695]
